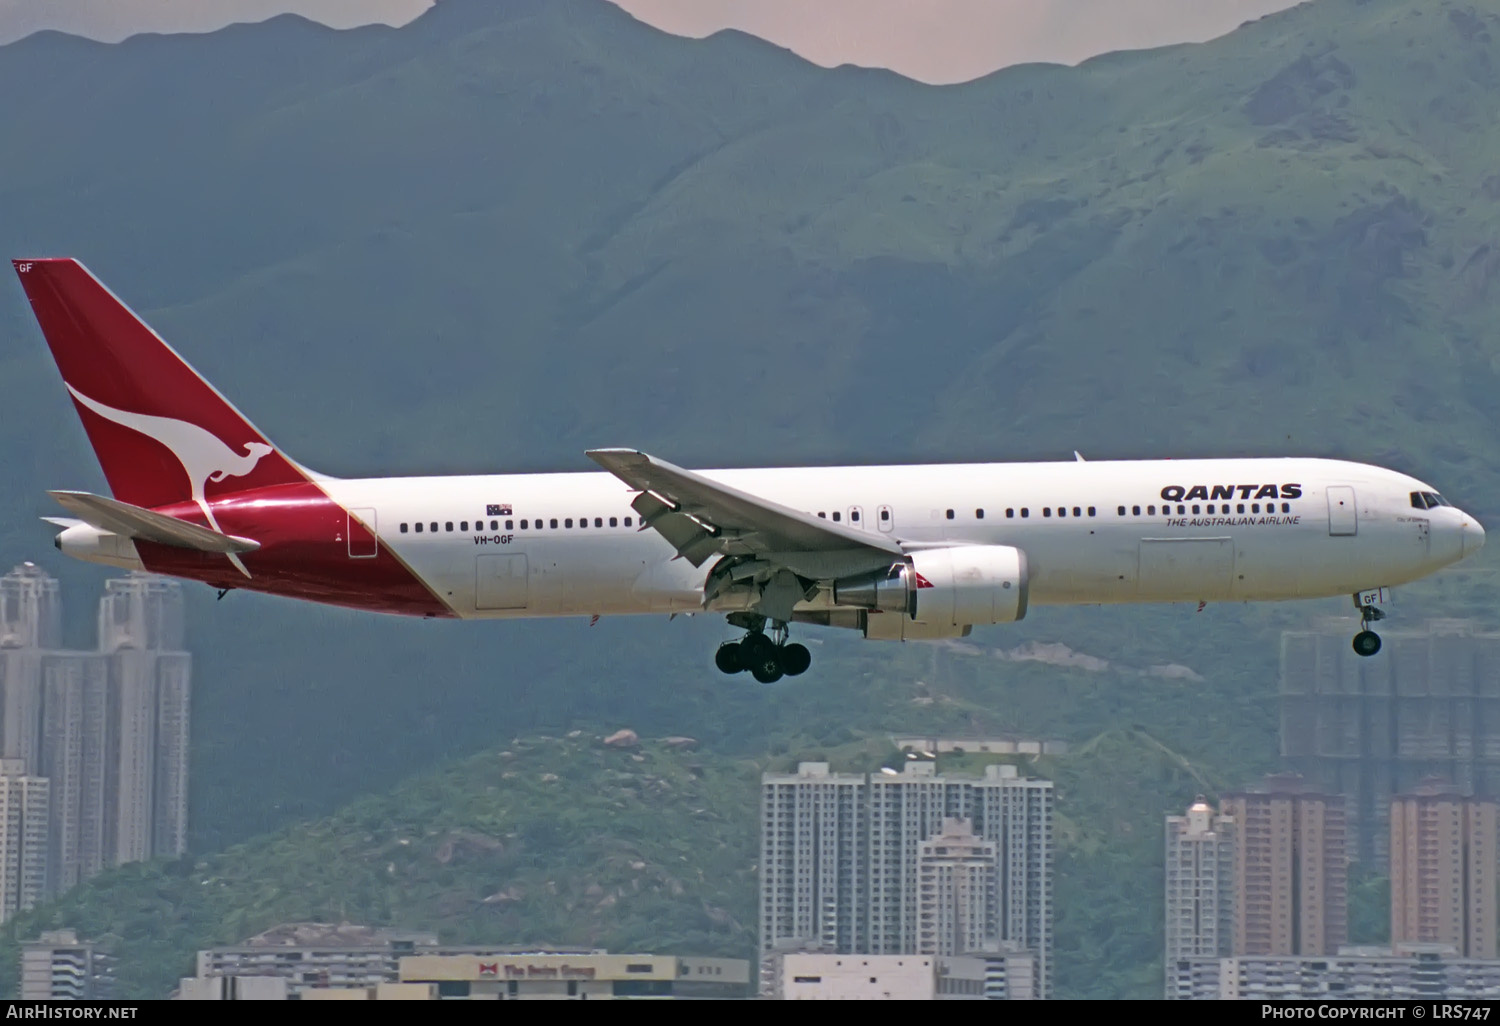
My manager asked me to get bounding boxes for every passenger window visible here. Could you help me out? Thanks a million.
[550,519,558,529]
[520,520,528,530]
[1087,507,1095,517]
[461,521,469,531]
[1118,506,1126,516]
[1192,505,1200,515]
[880,509,890,521]
[609,517,618,527]
[832,511,841,522]
[1177,505,1185,515]
[446,522,454,532]
[1133,506,1141,516]
[1057,507,1066,518]
[565,518,573,528]
[1281,503,1289,514]
[818,512,826,519]
[1147,506,1155,515]
[851,511,860,522]
[1021,508,1029,518]
[1252,503,1260,513]
[430,522,438,533]
[595,517,603,527]
[975,509,984,519]
[1043,508,1052,518]
[415,523,423,533]
[1006,509,1015,518]
[504,520,512,530]
[945,509,955,520]
[624,517,633,527]
[579,517,587,528]
[1074,507,1082,517]
[1237,504,1245,514]
[400,523,408,533]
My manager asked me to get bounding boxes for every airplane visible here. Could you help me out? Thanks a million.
[11,257,1487,681]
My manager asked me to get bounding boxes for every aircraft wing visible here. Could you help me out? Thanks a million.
[586,449,903,567]
[49,490,261,554]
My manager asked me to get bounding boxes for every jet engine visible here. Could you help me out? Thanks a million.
[833,545,1029,640]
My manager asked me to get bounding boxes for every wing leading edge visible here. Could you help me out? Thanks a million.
[585,449,903,567]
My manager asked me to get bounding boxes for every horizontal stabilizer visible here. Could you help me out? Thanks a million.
[48,490,261,554]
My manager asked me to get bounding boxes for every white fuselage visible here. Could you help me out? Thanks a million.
[317,457,1482,621]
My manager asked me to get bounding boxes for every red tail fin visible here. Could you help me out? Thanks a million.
[13,258,311,510]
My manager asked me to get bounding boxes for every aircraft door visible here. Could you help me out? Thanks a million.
[848,506,865,529]
[1327,486,1357,536]
[877,505,894,533]
[1137,538,1234,600]
[347,508,378,558]
[476,553,529,610]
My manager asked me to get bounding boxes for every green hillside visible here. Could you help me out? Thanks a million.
[0,710,1266,1000]
[0,0,1497,998]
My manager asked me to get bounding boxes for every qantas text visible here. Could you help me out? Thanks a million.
[1161,484,1302,501]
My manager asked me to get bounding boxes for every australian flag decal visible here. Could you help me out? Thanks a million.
[487,503,512,516]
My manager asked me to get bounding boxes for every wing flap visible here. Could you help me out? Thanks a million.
[588,448,902,565]
[49,490,261,554]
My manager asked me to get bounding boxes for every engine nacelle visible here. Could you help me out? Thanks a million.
[833,545,1029,640]
[909,545,1029,626]
[862,611,971,641]
[55,523,143,570]
[833,563,916,617]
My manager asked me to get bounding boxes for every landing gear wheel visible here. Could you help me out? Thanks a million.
[751,660,784,684]
[738,633,783,682]
[1353,630,1382,657]
[779,643,811,676]
[741,633,775,664]
[714,642,743,674]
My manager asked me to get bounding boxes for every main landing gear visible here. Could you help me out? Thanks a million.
[1352,591,1387,657]
[715,616,810,683]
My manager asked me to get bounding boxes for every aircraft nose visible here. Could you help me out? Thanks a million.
[1465,516,1486,558]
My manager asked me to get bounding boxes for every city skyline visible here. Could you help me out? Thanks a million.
[0,563,190,913]
[759,759,1053,997]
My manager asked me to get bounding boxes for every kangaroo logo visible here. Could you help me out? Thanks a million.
[66,384,273,577]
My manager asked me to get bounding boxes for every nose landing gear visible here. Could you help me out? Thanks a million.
[1352,591,1387,657]
[714,617,811,682]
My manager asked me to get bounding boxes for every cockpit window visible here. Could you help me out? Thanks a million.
[1412,491,1428,509]
[1411,491,1452,510]
[1429,492,1452,507]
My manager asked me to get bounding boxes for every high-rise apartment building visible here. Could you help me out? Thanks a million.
[96,573,191,865]
[1165,796,1235,996]
[759,761,1053,997]
[0,565,190,899]
[1390,781,1498,958]
[917,818,998,956]
[759,761,868,955]
[0,759,49,923]
[1281,619,1500,867]
[1224,773,1347,957]
[0,564,61,773]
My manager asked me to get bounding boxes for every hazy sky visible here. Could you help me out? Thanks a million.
[0,0,1302,82]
